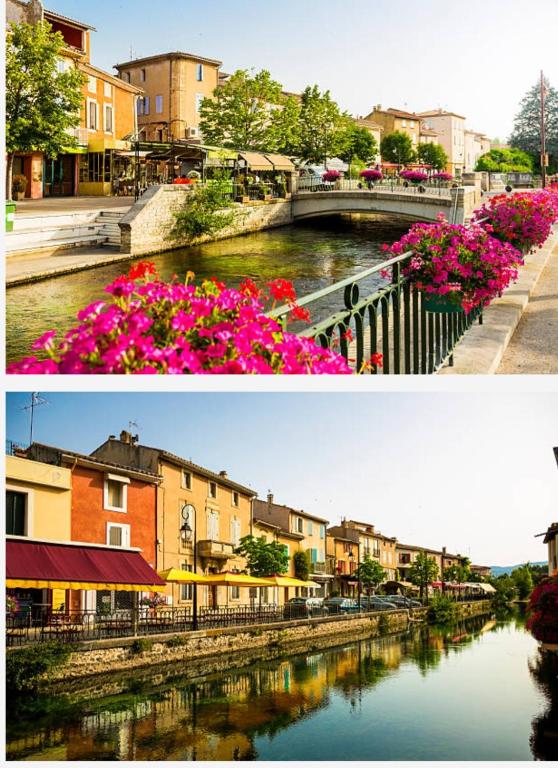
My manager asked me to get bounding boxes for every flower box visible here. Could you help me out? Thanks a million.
[423,293,463,314]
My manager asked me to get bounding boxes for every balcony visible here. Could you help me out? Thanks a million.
[66,126,89,147]
[197,540,235,560]
[310,561,327,575]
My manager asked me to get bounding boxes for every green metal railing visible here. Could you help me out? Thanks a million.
[270,252,483,374]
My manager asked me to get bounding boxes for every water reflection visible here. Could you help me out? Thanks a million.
[7,614,554,761]
[6,215,411,363]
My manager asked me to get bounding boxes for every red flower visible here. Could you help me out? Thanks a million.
[239,278,261,298]
[290,304,311,323]
[342,328,354,343]
[209,277,226,291]
[129,261,156,281]
[369,352,383,368]
[268,278,297,304]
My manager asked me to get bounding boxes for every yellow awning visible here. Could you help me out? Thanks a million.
[238,151,274,171]
[202,572,274,587]
[6,579,166,592]
[264,153,295,171]
[157,568,209,584]
[262,575,314,588]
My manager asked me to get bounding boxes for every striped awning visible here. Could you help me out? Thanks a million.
[238,151,274,171]
[264,153,295,171]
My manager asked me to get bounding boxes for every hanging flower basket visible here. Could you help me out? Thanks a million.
[423,292,464,314]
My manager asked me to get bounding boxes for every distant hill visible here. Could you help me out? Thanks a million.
[491,562,547,577]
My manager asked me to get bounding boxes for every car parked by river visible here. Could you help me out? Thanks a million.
[323,597,360,614]
[359,596,399,611]
[283,597,327,619]
[379,596,422,609]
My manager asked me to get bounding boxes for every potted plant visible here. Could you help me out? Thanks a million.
[276,181,287,199]
[400,170,428,185]
[259,182,272,201]
[235,183,249,204]
[431,172,453,186]
[12,174,28,201]
[323,169,341,187]
[360,169,383,189]
[383,217,523,314]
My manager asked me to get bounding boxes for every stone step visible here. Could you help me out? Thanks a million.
[6,234,108,256]
[6,224,101,251]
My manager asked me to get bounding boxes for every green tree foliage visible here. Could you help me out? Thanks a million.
[274,95,302,156]
[417,142,448,171]
[293,550,311,581]
[296,85,352,164]
[355,554,386,595]
[510,77,558,172]
[235,535,290,577]
[428,594,458,624]
[380,131,416,165]
[172,171,235,241]
[511,564,534,600]
[408,552,439,600]
[475,148,534,173]
[6,20,85,199]
[199,69,288,151]
[490,574,518,607]
[443,557,471,584]
[338,124,378,165]
[6,642,71,695]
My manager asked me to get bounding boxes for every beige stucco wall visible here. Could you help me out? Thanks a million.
[6,455,72,541]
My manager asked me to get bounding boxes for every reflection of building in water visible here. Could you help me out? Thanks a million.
[529,649,558,761]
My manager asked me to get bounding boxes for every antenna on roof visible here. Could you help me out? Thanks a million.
[128,419,140,443]
[21,392,49,446]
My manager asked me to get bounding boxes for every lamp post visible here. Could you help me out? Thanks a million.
[348,549,362,611]
[180,503,198,631]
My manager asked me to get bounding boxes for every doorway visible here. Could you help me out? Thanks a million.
[44,155,76,196]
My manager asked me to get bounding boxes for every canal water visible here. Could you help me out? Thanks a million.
[6,215,411,364]
[7,612,557,761]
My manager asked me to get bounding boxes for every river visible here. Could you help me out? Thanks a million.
[6,215,411,364]
[7,611,557,761]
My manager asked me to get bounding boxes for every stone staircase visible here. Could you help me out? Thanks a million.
[6,209,124,256]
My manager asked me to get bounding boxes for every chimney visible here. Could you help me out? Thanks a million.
[442,546,447,555]
[108,435,116,440]
[267,492,274,513]
[219,470,228,478]
[120,430,132,444]
[376,104,382,111]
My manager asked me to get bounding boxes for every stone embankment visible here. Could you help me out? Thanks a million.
[12,600,493,697]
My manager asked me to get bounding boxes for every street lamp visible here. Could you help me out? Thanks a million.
[181,503,198,631]
[348,549,362,611]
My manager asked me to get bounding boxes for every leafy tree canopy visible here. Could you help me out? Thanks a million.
[475,148,534,173]
[380,131,417,165]
[408,552,439,598]
[511,564,534,600]
[293,550,311,581]
[417,142,448,171]
[235,535,289,577]
[338,124,378,164]
[6,20,85,197]
[509,77,558,172]
[296,85,352,164]
[355,554,385,594]
[443,558,471,584]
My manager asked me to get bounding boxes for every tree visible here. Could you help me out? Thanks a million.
[172,171,235,241]
[338,124,378,165]
[355,555,385,596]
[417,142,448,171]
[408,552,439,601]
[511,564,534,600]
[6,20,85,199]
[235,535,289,577]
[475,148,534,173]
[443,557,471,585]
[293,550,311,581]
[510,77,558,173]
[297,85,352,164]
[274,95,302,156]
[490,573,518,607]
[380,131,416,165]
[199,69,287,151]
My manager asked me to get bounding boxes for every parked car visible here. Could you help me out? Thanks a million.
[360,596,398,611]
[283,597,327,619]
[379,595,422,609]
[323,597,359,614]
[297,165,334,191]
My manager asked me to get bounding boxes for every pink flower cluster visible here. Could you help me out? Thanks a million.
[8,268,352,375]
[360,169,383,182]
[431,172,453,181]
[322,170,341,182]
[400,170,428,183]
[474,187,558,252]
[383,216,523,313]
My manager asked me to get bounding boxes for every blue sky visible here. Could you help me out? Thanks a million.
[44,0,558,139]
[6,391,557,566]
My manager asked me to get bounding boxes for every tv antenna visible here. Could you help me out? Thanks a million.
[21,392,49,446]
[128,419,140,442]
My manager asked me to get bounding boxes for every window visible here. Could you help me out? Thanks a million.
[399,553,411,564]
[79,151,111,183]
[104,81,112,99]
[104,104,113,133]
[310,548,318,564]
[230,585,240,600]
[181,563,193,600]
[283,543,290,557]
[307,520,313,535]
[402,119,407,127]
[155,95,163,114]
[6,491,26,535]
[87,99,98,130]
[88,75,97,93]
[410,120,415,128]
[122,71,131,83]
[196,63,203,81]
[104,474,129,512]
[232,490,239,507]
[208,481,217,499]
[207,510,219,540]
[319,525,325,539]
[195,93,204,113]
[295,517,303,534]
[107,522,130,548]
[231,517,241,547]
[182,470,192,490]
[143,96,150,115]
[140,68,146,82]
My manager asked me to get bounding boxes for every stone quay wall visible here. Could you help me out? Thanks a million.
[11,600,493,692]
[119,185,293,256]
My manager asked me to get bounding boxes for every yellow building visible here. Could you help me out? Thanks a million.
[252,517,304,605]
[91,431,256,609]
[365,106,421,152]
[327,519,397,594]
[115,51,222,142]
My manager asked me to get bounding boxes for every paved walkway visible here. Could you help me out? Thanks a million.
[497,242,558,374]
[14,196,133,217]
[6,246,134,287]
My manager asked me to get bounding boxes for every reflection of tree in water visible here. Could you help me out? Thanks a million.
[528,649,558,761]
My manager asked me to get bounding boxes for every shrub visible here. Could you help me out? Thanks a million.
[431,172,453,182]
[383,215,523,313]
[6,642,71,695]
[400,170,428,183]
[293,550,311,581]
[166,635,187,648]
[428,594,458,624]
[322,170,341,183]
[526,576,558,644]
[172,174,235,241]
[7,267,352,375]
[130,638,153,654]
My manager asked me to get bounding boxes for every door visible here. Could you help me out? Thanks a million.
[44,155,75,196]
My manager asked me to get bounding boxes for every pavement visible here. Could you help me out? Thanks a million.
[496,243,558,374]
[13,196,133,217]
[6,245,134,287]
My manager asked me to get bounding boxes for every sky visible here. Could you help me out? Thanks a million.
[43,0,558,140]
[6,391,557,567]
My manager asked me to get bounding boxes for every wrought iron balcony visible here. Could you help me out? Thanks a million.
[310,561,327,574]
[197,540,235,560]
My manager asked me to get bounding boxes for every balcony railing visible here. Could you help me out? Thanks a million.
[197,540,235,559]
[310,561,327,574]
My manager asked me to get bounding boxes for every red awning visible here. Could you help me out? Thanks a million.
[6,538,166,592]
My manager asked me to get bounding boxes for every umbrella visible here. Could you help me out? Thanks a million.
[157,568,209,584]
[262,575,314,588]
[202,572,274,587]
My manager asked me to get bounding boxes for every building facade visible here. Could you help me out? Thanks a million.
[417,109,467,175]
[115,51,221,143]
[365,106,421,151]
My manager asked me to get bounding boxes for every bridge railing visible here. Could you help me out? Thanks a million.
[269,250,482,374]
[295,178,452,197]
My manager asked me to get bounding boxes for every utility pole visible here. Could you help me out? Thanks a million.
[541,70,547,189]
